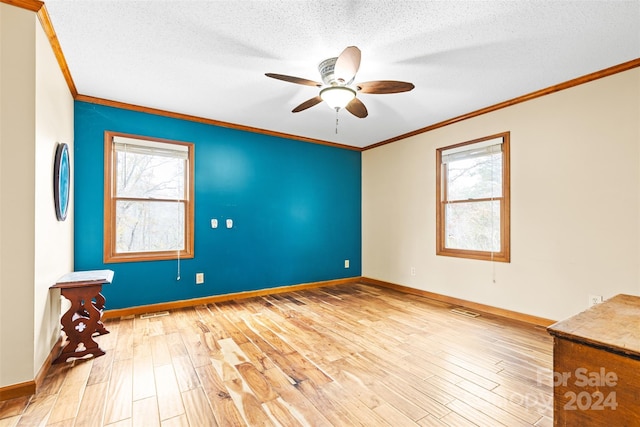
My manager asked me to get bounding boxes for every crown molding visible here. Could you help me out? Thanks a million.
[76,94,361,151]
[1,0,42,12]
[365,58,640,150]
[4,0,637,152]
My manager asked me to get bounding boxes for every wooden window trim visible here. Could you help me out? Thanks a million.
[436,132,510,262]
[103,131,195,263]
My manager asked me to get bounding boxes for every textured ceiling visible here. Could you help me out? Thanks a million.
[44,1,640,148]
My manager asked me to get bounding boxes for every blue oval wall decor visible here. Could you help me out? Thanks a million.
[54,142,70,221]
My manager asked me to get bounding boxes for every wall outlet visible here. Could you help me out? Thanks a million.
[196,273,204,284]
[344,259,350,268]
[410,267,416,276]
[588,294,603,307]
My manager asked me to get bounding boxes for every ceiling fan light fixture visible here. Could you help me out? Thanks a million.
[266,46,413,118]
[320,86,356,110]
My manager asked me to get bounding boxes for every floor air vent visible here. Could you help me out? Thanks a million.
[450,308,480,318]
[140,311,170,319]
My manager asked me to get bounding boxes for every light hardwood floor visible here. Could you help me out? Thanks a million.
[0,283,553,426]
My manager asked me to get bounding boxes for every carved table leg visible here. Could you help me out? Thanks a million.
[54,284,106,363]
[92,292,109,336]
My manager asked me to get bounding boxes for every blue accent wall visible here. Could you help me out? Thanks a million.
[74,101,361,309]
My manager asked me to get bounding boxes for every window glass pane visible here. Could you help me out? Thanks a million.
[116,151,185,199]
[445,200,500,251]
[446,153,502,201]
[115,200,185,253]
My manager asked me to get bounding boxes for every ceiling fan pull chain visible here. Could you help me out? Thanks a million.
[335,108,339,134]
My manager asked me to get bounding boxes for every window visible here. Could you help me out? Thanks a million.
[104,132,194,263]
[436,132,510,262]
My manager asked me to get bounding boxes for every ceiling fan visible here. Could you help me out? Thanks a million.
[265,46,415,118]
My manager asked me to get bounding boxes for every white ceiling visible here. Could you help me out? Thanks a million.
[45,1,640,148]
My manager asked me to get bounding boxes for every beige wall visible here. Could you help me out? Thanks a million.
[34,11,74,378]
[363,68,640,321]
[0,3,37,388]
[0,3,73,389]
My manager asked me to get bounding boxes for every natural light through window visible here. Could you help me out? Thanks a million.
[104,132,194,263]
[436,132,510,262]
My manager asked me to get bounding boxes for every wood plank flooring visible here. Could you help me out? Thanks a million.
[0,283,553,426]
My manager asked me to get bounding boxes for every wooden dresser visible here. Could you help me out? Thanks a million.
[547,294,640,426]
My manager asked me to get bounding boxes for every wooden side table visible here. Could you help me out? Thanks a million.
[51,270,114,364]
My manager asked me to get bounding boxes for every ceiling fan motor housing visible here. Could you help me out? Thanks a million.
[318,57,339,85]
